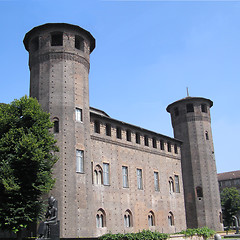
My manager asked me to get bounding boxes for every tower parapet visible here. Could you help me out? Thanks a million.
[167,97,223,231]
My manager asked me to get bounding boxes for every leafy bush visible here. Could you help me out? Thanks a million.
[99,230,169,240]
[178,227,215,239]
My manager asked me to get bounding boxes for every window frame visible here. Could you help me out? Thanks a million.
[76,108,82,122]
[103,163,110,186]
[76,149,84,173]
[122,166,129,188]
[154,171,160,191]
[137,168,143,190]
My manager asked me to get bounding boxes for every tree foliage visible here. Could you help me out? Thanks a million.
[220,187,240,227]
[0,96,58,235]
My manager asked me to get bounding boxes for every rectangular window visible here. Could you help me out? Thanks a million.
[154,172,160,191]
[167,142,171,152]
[174,144,178,154]
[116,127,122,139]
[136,133,140,144]
[144,136,149,146]
[75,35,84,51]
[137,168,143,190]
[122,166,129,188]
[76,150,84,173]
[126,130,131,142]
[201,104,207,113]
[174,107,179,116]
[51,32,63,46]
[186,103,194,113]
[152,138,157,148]
[76,108,82,122]
[175,175,180,193]
[94,121,100,133]
[160,140,164,150]
[31,37,39,52]
[103,163,110,185]
[106,124,111,136]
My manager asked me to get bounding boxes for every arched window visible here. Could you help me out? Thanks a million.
[124,210,132,228]
[148,211,155,227]
[53,118,59,133]
[93,165,103,185]
[196,186,203,198]
[168,212,174,226]
[169,177,174,193]
[96,209,106,228]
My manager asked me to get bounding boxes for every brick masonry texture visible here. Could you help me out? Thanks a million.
[23,23,223,238]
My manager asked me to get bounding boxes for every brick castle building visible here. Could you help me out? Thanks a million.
[23,23,223,238]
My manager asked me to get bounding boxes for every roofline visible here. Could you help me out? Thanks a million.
[90,109,182,144]
[166,97,213,113]
[23,23,95,53]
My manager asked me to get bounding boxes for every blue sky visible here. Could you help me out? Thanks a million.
[0,0,239,173]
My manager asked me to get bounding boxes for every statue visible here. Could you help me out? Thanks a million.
[38,196,58,239]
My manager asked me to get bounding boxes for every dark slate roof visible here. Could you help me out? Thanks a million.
[218,171,240,181]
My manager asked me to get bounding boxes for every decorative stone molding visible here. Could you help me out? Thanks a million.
[29,52,90,70]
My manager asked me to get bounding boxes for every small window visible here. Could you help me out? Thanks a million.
[186,103,194,113]
[51,32,63,46]
[76,150,84,173]
[137,168,143,190]
[196,186,203,198]
[31,36,39,51]
[94,121,100,133]
[96,209,106,228]
[75,35,84,51]
[148,211,155,227]
[103,163,110,186]
[116,127,122,139]
[136,133,140,144]
[219,212,223,223]
[174,175,180,193]
[169,177,174,193]
[167,142,171,152]
[122,166,129,188]
[53,118,59,133]
[93,165,102,185]
[76,108,82,122]
[174,144,178,154]
[152,138,157,148]
[124,210,132,228]
[106,124,111,136]
[201,104,207,113]
[174,107,179,116]
[126,130,131,142]
[205,131,209,140]
[154,172,160,191]
[168,212,174,226]
[144,136,149,146]
[160,140,164,150]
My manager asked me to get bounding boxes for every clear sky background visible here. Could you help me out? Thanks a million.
[0,0,239,173]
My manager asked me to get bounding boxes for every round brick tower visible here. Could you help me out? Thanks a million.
[24,23,95,238]
[167,97,223,231]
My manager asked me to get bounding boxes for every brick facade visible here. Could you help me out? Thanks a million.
[23,23,222,238]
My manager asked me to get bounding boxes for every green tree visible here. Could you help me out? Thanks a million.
[220,187,240,228]
[0,96,58,240]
